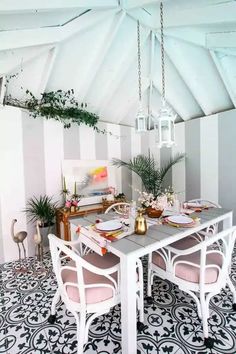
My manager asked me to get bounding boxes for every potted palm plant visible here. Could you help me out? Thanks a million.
[112,151,185,196]
[24,195,58,246]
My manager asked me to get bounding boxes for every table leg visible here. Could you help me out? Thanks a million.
[120,254,138,354]
[223,211,233,230]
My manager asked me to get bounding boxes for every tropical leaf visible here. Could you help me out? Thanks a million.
[112,151,185,195]
[159,153,185,181]
[23,195,58,226]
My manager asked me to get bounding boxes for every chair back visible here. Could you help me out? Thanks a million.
[48,234,118,309]
[187,198,221,235]
[187,198,221,208]
[172,226,236,287]
[105,202,130,215]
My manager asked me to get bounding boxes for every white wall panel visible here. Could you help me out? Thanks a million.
[172,122,186,202]
[200,114,219,204]
[107,123,121,194]
[44,119,64,200]
[131,127,142,200]
[0,107,27,262]
[79,125,96,160]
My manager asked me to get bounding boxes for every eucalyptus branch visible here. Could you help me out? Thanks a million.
[4,89,110,134]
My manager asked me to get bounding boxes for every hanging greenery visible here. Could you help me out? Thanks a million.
[4,89,104,132]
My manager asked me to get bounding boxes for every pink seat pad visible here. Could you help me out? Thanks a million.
[167,236,199,250]
[152,250,222,284]
[62,252,120,304]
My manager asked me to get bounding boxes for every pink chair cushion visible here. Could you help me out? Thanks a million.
[62,252,120,304]
[167,236,199,250]
[152,250,222,284]
[152,237,211,271]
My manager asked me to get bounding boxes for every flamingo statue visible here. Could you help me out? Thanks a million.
[11,219,27,268]
[33,220,43,261]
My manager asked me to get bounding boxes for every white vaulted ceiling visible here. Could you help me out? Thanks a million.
[1,0,236,125]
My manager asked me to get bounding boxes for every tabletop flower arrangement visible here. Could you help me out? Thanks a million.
[62,177,81,212]
[137,191,168,218]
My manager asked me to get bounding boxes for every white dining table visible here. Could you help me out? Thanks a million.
[70,207,233,354]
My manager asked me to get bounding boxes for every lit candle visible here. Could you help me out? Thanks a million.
[63,176,67,191]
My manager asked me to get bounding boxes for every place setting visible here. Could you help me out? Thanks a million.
[161,214,200,228]
[78,219,133,254]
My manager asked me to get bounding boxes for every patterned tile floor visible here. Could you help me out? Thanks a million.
[1,253,236,354]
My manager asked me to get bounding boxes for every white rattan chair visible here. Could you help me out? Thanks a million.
[48,234,144,353]
[147,226,236,349]
[104,202,130,215]
[164,199,222,252]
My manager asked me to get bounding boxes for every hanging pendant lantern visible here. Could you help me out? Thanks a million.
[152,99,176,147]
[153,2,176,147]
[136,103,148,132]
[135,20,148,133]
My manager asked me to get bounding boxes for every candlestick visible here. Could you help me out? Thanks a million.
[63,176,67,191]
[74,182,77,195]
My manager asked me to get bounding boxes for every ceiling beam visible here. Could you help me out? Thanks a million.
[116,80,150,125]
[0,0,118,13]
[168,2,236,28]
[0,45,54,75]
[61,9,118,41]
[98,29,150,115]
[0,9,117,51]
[152,82,182,121]
[38,46,59,94]
[80,10,126,102]
[210,50,236,108]
[126,0,161,9]
[151,2,236,29]
[155,33,205,116]
[206,31,236,49]
[0,27,60,50]
[162,32,236,57]
[163,28,206,48]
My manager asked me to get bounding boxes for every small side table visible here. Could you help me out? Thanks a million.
[56,204,104,241]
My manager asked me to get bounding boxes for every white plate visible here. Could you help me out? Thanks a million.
[95,220,123,232]
[187,202,202,207]
[167,215,193,225]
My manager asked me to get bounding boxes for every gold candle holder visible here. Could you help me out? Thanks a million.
[135,210,147,235]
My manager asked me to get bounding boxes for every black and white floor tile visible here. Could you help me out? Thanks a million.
[1,254,236,354]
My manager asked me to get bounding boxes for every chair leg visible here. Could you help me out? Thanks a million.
[74,311,86,354]
[200,291,214,349]
[137,290,144,323]
[137,261,144,323]
[147,254,153,298]
[227,276,236,309]
[48,288,60,324]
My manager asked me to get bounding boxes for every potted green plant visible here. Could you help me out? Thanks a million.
[112,151,185,196]
[23,195,58,246]
[24,195,58,227]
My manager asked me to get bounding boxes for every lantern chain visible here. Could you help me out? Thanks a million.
[160,2,165,102]
[137,20,142,102]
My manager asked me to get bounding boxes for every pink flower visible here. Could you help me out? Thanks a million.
[72,200,78,206]
[65,200,71,208]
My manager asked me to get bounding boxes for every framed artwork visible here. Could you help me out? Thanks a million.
[62,160,117,206]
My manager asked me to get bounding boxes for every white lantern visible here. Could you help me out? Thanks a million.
[152,2,176,148]
[135,104,148,133]
[153,102,176,147]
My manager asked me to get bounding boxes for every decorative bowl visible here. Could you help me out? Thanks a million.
[146,207,163,218]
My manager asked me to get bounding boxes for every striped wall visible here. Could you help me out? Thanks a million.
[172,109,236,224]
[1,106,236,263]
[0,107,145,262]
